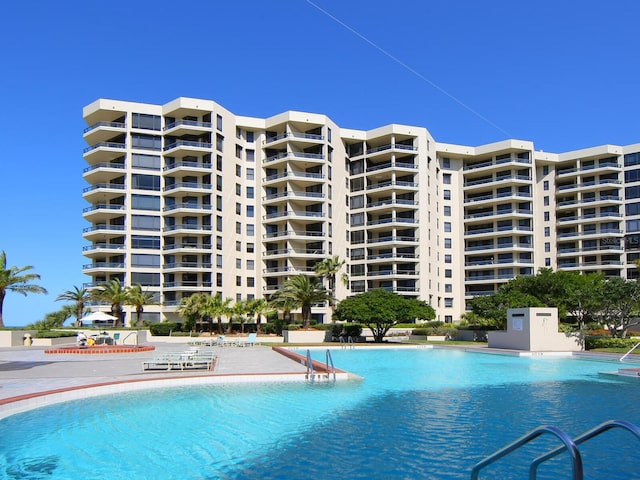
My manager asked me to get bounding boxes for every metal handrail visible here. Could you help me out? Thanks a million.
[305,349,314,380]
[530,420,640,479]
[620,341,640,362]
[470,426,582,480]
[325,349,336,381]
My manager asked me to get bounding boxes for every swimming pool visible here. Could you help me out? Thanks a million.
[0,348,638,479]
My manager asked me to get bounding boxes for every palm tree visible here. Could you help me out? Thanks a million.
[246,297,270,333]
[314,255,346,314]
[229,298,249,334]
[0,251,47,327]
[56,286,90,327]
[92,278,129,327]
[206,294,233,335]
[126,284,159,327]
[268,291,297,325]
[278,275,331,328]
[178,293,207,333]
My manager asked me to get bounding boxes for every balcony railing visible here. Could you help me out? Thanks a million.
[163,203,211,212]
[163,161,212,171]
[163,224,212,232]
[82,243,126,251]
[83,142,126,153]
[463,156,531,171]
[163,182,212,192]
[83,183,126,193]
[82,204,126,213]
[83,262,125,270]
[83,121,126,134]
[163,140,213,151]
[82,225,126,233]
[83,163,126,173]
[163,119,212,131]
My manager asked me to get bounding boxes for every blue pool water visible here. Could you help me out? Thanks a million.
[0,349,639,479]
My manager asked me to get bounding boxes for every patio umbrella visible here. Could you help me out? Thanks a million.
[82,311,117,322]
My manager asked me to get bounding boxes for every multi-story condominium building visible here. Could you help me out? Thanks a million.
[82,97,640,326]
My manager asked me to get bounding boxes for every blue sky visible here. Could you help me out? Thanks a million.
[1,0,639,326]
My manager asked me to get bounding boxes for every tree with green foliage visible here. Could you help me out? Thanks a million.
[245,297,271,333]
[594,277,640,338]
[313,255,347,315]
[178,293,206,333]
[126,284,159,327]
[277,275,331,328]
[467,290,543,329]
[203,294,232,335]
[334,289,435,342]
[230,298,249,334]
[0,251,48,327]
[268,290,297,325]
[91,278,128,327]
[56,286,90,327]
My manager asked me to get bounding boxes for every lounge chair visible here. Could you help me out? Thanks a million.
[237,333,259,347]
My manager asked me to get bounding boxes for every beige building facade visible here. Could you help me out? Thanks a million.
[82,97,640,325]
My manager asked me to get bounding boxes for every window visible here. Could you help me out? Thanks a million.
[444,238,452,248]
[216,134,224,152]
[246,205,254,217]
[247,259,254,270]
[246,149,255,162]
[132,153,160,169]
[236,241,242,252]
[216,273,222,287]
[444,222,451,232]
[132,194,160,210]
[543,165,549,175]
[132,113,161,131]
[216,255,222,268]
[131,272,160,286]
[443,173,452,184]
[247,224,255,236]
[247,277,255,287]
[543,180,549,191]
[445,284,452,293]
[132,215,160,230]
[131,134,161,150]
[131,235,160,249]
[236,276,242,287]
[544,211,550,221]
[131,254,160,267]
[236,222,242,234]
[327,127,332,142]
[216,114,223,131]
[350,213,364,226]
[444,298,453,307]
[445,254,452,263]
[216,175,223,191]
[246,131,254,143]
[544,196,550,206]
[545,258,551,266]
[246,243,254,253]
[544,226,550,237]
[236,184,241,196]
[443,189,451,200]
[236,164,242,177]
[246,186,254,199]
[444,206,451,216]
[216,155,223,171]
[236,258,242,268]
[443,158,451,168]
[236,202,241,215]
[246,168,254,180]
[216,215,223,231]
[445,269,452,278]
[132,174,160,191]
[216,195,222,211]
[545,242,551,252]
[216,236,222,250]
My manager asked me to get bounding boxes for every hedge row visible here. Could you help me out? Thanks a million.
[585,336,638,350]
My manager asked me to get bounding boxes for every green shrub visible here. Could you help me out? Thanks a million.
[412,328,428,336]
[149,322,178,336]
[585,336,638,350]
[286,324,300,331]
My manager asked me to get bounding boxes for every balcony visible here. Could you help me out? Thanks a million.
[366,161,417,174]
[263,151,325,165]
[163,281,213,290]
[82,162,126,183]
[163,119,212,136]
[162,203,212,214]
[262,190,325,204]
[83,142,126,163]
[82,262,126,272]
[366,143,417,155]
[82,204,126,222]
[262,210,324,221]
[82,224,126,240]
[82,243,127,257]
[163,140,213,154]
[463,156,531,172]
[464,175,532,191]
[82,183,126,202]
[163,262,212,271]
[367,236,419,245]
[83,122,126,144]
[162,243,212,252]
[263,248,325,258]
[366,180,418,192]
[162,224,212,234]
[262,230,324,240]
[163,182,212,193]
[163,160,212,174]
[264,132,325,146]
[263,171,324,185]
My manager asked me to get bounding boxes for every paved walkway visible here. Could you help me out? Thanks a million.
[0,342,309,403]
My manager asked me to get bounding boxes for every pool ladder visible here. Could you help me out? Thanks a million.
[340,336,355,349]
[620,341,640,362]
[470,419,640,479]
[305,349,336,382]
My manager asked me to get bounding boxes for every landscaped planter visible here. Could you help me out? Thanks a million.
[32,336,76,346]
[282,329,328,343]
